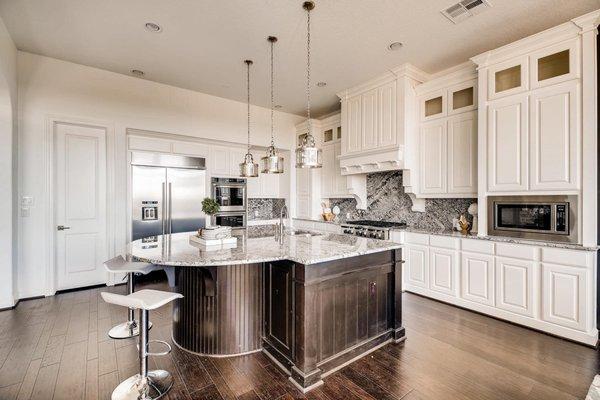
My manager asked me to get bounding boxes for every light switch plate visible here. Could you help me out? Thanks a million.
[21,195,34,207]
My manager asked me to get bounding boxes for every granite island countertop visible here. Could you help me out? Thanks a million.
[129,228,401,267]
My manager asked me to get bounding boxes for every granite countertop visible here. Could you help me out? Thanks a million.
[292,217,598,251]
[129,227,401,267]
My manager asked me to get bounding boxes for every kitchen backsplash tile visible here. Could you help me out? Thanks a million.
[329,171,476,231]
[248,198,286,220]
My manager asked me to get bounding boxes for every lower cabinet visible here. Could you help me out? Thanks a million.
[429,247,458,297]
[541,262,588,331]
[398,232,597,345]
[264,261,294,359]
[460,252,495,306]
[405,245,429,289]
[495,257,534,317]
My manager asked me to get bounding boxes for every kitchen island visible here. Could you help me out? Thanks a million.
[129,228,404,391]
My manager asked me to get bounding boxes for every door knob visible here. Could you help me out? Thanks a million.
[57,225,71,231]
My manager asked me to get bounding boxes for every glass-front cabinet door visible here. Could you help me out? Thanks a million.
[420,89,447,121]
[488,55,528,100]
[448,80,477,115]
[530,41,578,89]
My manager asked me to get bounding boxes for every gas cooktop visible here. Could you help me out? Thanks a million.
[341,220,406,239]
[344,220,407,228]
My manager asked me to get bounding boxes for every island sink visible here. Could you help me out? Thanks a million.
[129,229,404,392]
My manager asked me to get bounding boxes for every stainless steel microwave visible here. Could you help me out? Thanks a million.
[488,195,577,243]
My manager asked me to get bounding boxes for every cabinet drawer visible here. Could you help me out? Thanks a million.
[495,243,536,261]
[542,248,590,268]
[404,232,429,246]
[429,235,459,250]
[461,238,494,254]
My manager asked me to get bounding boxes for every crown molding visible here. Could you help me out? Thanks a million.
[571,9,600,33]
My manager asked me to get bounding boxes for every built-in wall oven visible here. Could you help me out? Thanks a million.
[211,177,247,229]
[488,195,577,243]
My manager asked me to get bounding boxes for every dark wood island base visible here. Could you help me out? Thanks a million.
[171,248,404,392]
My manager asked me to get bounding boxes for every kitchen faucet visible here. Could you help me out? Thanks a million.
[277,204,288,244]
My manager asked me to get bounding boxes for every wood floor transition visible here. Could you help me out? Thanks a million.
[0,281,597,400]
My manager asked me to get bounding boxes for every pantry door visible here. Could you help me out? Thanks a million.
[55,122,108,290]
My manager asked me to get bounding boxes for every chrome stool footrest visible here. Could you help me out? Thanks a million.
[146,340,172,357]
[111,370,173,400]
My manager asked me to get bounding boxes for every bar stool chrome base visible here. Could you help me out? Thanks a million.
[111,370,173,400]
[108,320,153,339]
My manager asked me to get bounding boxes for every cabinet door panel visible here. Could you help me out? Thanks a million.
[210,146,231,176]
[488,56,528,100]
[461,252,494,306]
[229,148,247,176]
[346,97,362,153]
[333,143,348,195]
[361,89,378,150]
[487,94,528,192]
[265,261,294,358]
[321,145,335,198]
[542,263,587,331]
[405,245,429,289]
[530,41,578,89]
[495,257,534,317]
[530,81,578,190]
[378,81,397,147]
[429,248,457,296]
[420,120,447,194]
[448,112,477,194]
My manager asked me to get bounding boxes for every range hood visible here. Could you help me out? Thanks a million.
[336,64,429,210]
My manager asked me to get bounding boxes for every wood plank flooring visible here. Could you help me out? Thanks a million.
[0,281,597,400]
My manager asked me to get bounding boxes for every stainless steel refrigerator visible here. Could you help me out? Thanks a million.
[131,152,207,241]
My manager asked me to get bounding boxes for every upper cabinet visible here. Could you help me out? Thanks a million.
[473,24,585,195]
[340,77,398,156]
[319,113,351,199]
[415,66,478,198]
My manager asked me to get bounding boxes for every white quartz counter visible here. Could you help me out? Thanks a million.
[129,229,401,267]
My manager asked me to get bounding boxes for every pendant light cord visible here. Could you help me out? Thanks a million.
[270,39,275,149]
[246,60,251,154]
[305,6,312,141]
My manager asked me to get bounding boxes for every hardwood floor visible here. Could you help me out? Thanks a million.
[0,281,597,400]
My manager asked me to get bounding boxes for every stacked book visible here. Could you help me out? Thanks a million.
[190,226,237,249]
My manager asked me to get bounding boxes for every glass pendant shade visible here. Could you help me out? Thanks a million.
[261,145,284,173]
[240,153,259,177]
[295,134,322,168]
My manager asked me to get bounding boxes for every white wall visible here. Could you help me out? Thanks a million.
[17,51,303,299]
[0,16,17,308]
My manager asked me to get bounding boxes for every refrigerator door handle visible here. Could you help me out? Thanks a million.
[162,182,166,235]
[168,182,173,234]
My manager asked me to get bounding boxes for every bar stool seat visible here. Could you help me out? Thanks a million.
[103,256,161,339]
[101,289,183,400]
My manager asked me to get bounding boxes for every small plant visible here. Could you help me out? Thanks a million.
[201,197,220,216]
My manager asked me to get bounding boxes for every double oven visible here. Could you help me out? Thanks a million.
[488,195,577,243]
[211,177,247,229]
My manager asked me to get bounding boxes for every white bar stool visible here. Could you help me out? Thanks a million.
[103,256,160,339]
[101,289,183,400]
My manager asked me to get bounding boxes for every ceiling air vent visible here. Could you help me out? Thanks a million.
[441,0,491,24]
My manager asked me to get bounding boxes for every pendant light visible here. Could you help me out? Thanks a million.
[239,59,259,178]
[295,1,322,169]
[261,36,285,174]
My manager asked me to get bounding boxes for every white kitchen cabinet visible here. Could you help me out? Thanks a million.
[541,262,588,331]
[361,88,378,150]
[405,245,430,289]
[447,111,477,194]
[530,41,578,90]
[321,142,349,199]
[448,81,477,115]
[529,80,578,190]
[420,89,446,121]
[210,145,232,176]
[171,141,209,157]
[429,247,458,297]
[461,252,495,306]
[377,81,397,147]
[488,56,529,100]
[419,120,447,194]
[128,135,172,153]
[345,96,362,154]
[495,257,535,317]
[487,93,528,192]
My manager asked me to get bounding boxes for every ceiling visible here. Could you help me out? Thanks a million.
[1,0,598,117]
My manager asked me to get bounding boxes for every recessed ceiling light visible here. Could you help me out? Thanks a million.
[144,22,162,33]
[131,69,145,77]
[274,105,283,109]
[387,42,403,51]
[316,82,327,87]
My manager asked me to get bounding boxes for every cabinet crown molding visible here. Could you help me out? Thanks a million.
[416,62,477,94]
[470,12,592,68]
[571,9,600,32]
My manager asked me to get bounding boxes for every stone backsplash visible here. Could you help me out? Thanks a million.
[248,198,286,220]
[329,171,476,231]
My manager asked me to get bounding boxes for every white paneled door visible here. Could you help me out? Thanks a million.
[55,122,107,290]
